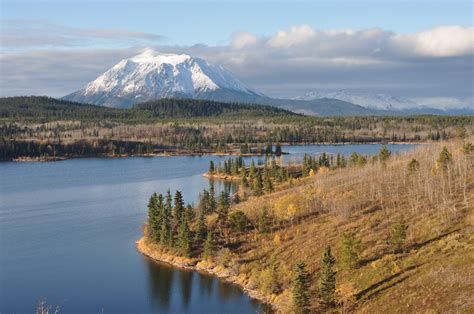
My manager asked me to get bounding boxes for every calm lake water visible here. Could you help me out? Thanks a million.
[0,144,416,313]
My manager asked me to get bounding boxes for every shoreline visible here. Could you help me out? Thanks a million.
[4,141,425,163]
[136,237,282,312]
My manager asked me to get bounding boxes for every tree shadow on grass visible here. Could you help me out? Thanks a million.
[356,264,422,301]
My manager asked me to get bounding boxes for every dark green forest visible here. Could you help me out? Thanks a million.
[0,96,472,160]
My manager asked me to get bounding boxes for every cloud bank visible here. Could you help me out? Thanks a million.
[1,23,472,105]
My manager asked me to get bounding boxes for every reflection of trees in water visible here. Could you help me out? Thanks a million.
[199,273,214,297]
[208,179,238,196]
[146,258,174,311]
[217,280,241,301]
[179,270,193,309]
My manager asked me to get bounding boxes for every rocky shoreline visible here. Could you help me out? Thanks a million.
[136,237,285,313]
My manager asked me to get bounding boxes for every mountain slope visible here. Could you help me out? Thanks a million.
[63,49,263,108]
[296,90,474,115]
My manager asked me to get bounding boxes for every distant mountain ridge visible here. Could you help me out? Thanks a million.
[295,90,474,114]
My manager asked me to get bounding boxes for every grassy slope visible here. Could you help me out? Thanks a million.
[180,140,471,313]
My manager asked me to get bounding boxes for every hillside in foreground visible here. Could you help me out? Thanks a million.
[139,140,473,313]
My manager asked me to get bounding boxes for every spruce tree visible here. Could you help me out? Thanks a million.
[258,207,271,234]
[391,217,408,253]
[199,189,210,214]
[319,246,336,306]
[407,158,420,173]
[264,169,273,193]
[202,232,215,260]
[437,146,452,171]
[196,210,208,242]
[209,160,215,174]
[253,170,263,196]
[162,190,173,246]
[178,212,192,257]
[209,184,216,212]
[147,192,160,241]
[292,260,311,314]
[378,145,391,164]
[340,231,360,269]
[173,190,185,226]
[217,191,230,227]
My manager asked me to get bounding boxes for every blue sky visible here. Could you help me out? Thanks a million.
[2,0,472,46]
[1,0,473,105]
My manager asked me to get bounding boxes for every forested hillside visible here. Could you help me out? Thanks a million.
[1,96,472,160]
[0,96,296,122]
[139,140,474,313]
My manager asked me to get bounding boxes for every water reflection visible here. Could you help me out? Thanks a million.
[179,269,193,309]
[146,258,174,311]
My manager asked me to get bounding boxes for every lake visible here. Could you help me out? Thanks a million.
[0,144,416,313]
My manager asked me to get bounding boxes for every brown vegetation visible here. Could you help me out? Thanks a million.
[140,139,473,313]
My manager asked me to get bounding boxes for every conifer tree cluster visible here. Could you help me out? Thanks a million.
[146,190,193,257]
[211,157,245,176]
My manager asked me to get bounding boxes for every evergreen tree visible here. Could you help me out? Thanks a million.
[263,169,273,193]
[196,210,208,241]
[253,170,263,196]
[241,173,249,187]
[319,246,336,306]
[292,260,311,314]
[349,152,359,167]
[173,190,185,226]
[209,184,216,212]
[258,207,271,234]
[379,145,391,166]
[199,189,211,214]
[178,212,192,257]
[217,191,230,227]
[391,217,408,253]
[437,146,452,171]
[340,231,360,269]
[407,158,420,173]
[147,192,160,241]
[209,160,215,174]
[228,210,249,232]
[161,190,173,246]
[202,232,215,260]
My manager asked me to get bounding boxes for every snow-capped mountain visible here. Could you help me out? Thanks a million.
[63,49,264,108]
[295,90,417,111]
[295,90,473,114]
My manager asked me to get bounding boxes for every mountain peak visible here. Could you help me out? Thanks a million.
[129,49,192,65]
[63,50,263,108]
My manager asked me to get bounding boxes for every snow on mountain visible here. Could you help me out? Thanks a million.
[295,90,417,111]
[295,90,473,113]
[64,49,264,108]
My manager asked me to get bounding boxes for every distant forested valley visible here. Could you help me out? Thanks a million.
[1,96,472,160]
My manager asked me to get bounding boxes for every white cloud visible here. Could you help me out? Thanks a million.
[267,25,315,48]
[390,26,474,57]
[0,20,163,50]
[1,24,473,102]
[231,32,258,49]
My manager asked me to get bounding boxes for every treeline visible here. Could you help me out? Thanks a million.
[0,139,160,160]
[0,96,296,122]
